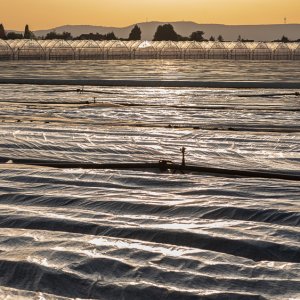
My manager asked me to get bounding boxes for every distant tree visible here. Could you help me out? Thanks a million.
[128,25,141,40]
[209,36,215,41]
[280,35,289,43]
[62,31,73,40]
[45,31,73,40]
[6,32,23,39]
[177,35,189,41]
[45,31,58,40]
[24,24,35,39]
[24,24,30,39]
[153,24,179,41]
[190,31,205,42]
[75,32,119,40]
[217,35,224,42]
[76,33,100,40]
[241,38,254,42]
[105,32,118,40]
[0,24,6,39]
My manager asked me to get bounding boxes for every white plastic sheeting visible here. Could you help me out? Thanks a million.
[0,84,299,299]
[0,168,299,300]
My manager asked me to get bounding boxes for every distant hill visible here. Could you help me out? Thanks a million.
[9,22,300,41]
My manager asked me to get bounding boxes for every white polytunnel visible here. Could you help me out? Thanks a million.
[6,39,45,60]
[153,41,181,59]
[41,40,75,60]
[102,40,131,59]
[271,43,292,60]
[70,40,104,60]
[293,43,300,60]
[205,41,229,59]
[251,42,272,60]
[132,41,157,59]
[183,41,206,59]
[0,40,13,60]
[229,42,251,60]
[2,39,300,60]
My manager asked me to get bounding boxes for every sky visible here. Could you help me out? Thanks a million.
[1,0,300,30]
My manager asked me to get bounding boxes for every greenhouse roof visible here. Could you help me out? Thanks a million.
[1,39,300,60]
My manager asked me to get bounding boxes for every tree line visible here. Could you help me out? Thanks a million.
[0,23,214,41]
[0,24,35,39]
[1,23,299,43]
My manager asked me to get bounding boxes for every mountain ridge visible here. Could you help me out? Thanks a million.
[8,22,300,41]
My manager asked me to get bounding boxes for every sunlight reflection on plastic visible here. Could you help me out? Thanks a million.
[90,237,191,257]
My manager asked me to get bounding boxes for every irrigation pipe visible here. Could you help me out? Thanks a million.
[3,158,300,181]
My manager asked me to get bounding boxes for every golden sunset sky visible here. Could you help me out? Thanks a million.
[1,0,300,30]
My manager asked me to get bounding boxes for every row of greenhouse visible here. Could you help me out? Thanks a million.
[1,39,300,60]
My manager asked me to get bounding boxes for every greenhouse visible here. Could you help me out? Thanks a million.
[71,40,104,60]
[2,39,300,60]
[271,43,292,60]
[182,41,206,59]
[49,40,74,60]
[101,40,131,59]
[131,41,157,59]
[229,42,251,60]
[0,40,13,60]
[15,40,46,60]
[292,43,300,60]
[251,42,273,60]
[38,40,75,60]
[206,41,229,59]
[153,41,181,59]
